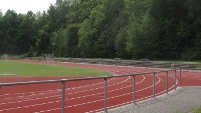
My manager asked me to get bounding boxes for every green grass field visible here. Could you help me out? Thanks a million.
[0,60,111,77]
[194,107,201,113]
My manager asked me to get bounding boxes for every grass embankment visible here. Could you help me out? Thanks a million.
[197,62,201,68]
[0,60,111,77]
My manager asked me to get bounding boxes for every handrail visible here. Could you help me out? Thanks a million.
[0,68,177,87]
[0,79,65,87]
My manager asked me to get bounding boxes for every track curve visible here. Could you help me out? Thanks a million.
[0,60,201,113]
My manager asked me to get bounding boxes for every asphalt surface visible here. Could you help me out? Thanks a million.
[99,87,201,113]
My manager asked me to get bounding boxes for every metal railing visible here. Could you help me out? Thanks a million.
[0,67,188,113]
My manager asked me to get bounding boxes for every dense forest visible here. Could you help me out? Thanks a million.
[0,0,201,60]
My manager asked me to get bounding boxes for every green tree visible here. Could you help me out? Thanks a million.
[78,19,97,57]
[1,0,201,61]
[0,10,3,53]
[79,0,126,58]
[181,0,201,60]
[1,10,21,54]
[147,0,188,59]
[66,24,80,57]
[115,27,129,58]
[35,12,50,55]
[96,0,126,58]
[51,28,67,56]
[125,0,148,59]
[78,0,103,57]
[16,11,37,55]
[0,9,2,17]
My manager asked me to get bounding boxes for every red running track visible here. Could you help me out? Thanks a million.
[0,60,201,113]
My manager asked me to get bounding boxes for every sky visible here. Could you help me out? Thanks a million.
[0,0,56,14]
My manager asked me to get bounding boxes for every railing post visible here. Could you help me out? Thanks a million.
[174,70,177,90]
[62,79,66,113]
[180,68,182,87]
[153,73,156,98]
[133,75,136,105]
[166,71,168,94]
[104,77,108,113]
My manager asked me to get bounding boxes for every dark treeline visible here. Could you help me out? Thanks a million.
[0,0,201,60]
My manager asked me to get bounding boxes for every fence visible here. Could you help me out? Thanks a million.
[0,67,187,113]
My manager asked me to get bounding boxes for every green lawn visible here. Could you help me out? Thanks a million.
[194,107,201,113]
[0,60,111,77]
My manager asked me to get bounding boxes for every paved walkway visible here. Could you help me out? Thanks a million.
[99,87,201,113]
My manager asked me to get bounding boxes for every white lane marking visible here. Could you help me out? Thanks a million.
[0,89,60,97]
[36,75,178,113]
[87,75,178,113]
[0,70,122,98]
[2,74,176,113]
[0,70,159,112]
[66,76,133,95]
[0,75,135,105]
[0,75,145,112]
[0,69,179,112]
[33,75,162,113]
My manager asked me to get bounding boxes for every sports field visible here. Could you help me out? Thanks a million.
[0,59,201,113]
[0,60,111,77]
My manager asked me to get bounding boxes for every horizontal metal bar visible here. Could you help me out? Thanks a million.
[178,65,195,69]
[66,76,109,81]
[155,69,177,73]
[0,79,66,87]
